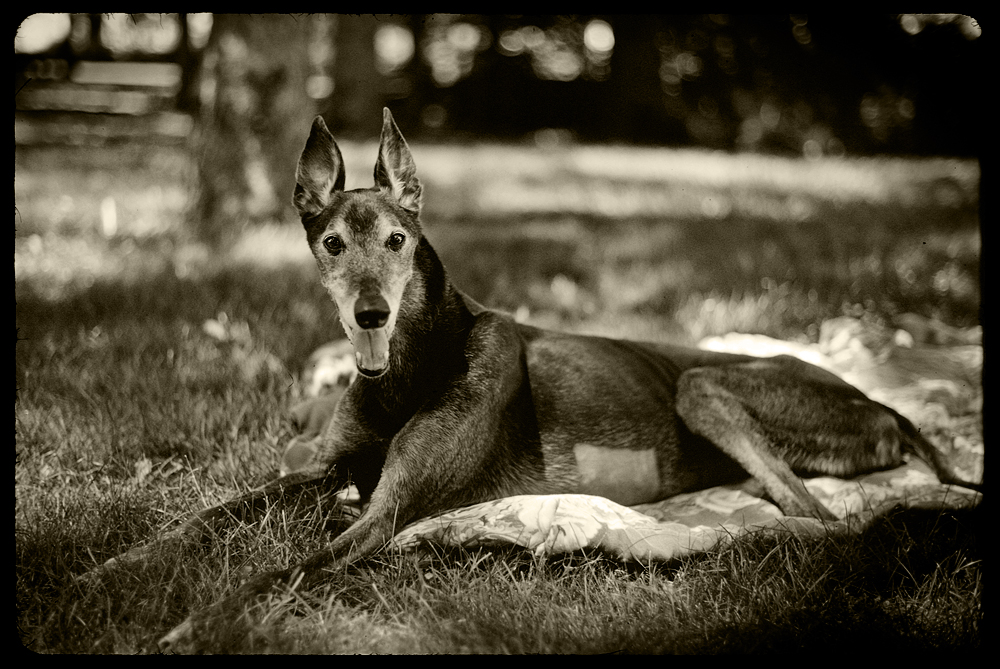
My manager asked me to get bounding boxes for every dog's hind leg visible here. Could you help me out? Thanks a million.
[675,356,915,521]
[76,467,344,586]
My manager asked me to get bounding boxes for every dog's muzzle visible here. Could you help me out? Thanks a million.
[351,292,392,376]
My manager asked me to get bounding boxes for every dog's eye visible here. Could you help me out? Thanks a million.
[323,235,344,255]
[387,232,406,251]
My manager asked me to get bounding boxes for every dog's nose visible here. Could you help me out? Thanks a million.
[355,293,390,329]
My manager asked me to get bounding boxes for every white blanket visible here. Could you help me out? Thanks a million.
[391,458,980,563]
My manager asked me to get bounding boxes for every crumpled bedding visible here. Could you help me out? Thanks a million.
[390,458,980,563]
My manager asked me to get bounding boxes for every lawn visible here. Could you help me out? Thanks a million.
[15,140,981,653]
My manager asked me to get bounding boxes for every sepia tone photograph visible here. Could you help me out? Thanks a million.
[16,14,982,654]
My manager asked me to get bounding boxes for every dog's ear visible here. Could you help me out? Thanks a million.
[294,116,345,219]
[374,108,422,213]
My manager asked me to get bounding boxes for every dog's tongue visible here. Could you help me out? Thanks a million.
[353,328,390,375]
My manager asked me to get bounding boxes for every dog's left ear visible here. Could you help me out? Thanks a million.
[374,108,422,213]
[294,116,346,219]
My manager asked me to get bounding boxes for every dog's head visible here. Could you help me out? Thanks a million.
[293,108,423,378]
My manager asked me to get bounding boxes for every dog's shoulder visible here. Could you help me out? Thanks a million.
[465,306,523,361]
[455,289,489,316]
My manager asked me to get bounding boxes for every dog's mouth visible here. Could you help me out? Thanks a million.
[350,327,390,377]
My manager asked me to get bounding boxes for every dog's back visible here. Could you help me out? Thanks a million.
[515,325,751,503]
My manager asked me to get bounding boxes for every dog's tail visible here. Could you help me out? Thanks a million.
[891,407,981,491]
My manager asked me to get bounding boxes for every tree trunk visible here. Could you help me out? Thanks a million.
[194,14,315,243]
[326,15,384,139]
[606,15,671,143]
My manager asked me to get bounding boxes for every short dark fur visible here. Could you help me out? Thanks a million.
[97,109,962,652]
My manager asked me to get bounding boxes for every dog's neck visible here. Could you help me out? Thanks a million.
[352,236,476,425]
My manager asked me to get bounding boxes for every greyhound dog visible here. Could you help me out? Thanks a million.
[128,109,958,650]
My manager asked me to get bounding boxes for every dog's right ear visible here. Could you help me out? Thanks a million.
[294,116,345,219]
[374,108,422,213]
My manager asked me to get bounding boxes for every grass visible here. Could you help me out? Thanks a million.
[15,140,981,653]
[17,493,983,653]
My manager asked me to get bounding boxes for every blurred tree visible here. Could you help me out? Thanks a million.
[393,15,438,134]
[386,13,979,156]
[606,15,678,143]
[193,14,315,242]
[80,14,107,59]
[15,13,981,157]
[174,14,198,113]
[325,15,385,138]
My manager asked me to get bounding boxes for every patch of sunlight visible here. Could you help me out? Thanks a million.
[16,233,145,301]
[16,223,315,303]
[400,142,979,220]
[699,332,830,369]
[274,141,978,223]
[567,147,978,206]
[229,223,314,268]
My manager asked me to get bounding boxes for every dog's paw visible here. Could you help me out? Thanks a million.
[788,495,839,522]
[158,618,196,654]
[811,503,839,523]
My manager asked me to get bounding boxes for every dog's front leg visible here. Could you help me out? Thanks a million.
[160,334,533,652]
[76,467,344,587]
[160,408,525,650]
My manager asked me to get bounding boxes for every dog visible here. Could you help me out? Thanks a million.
[132,108,961,651]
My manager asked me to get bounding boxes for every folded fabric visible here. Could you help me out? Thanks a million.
[391,457,980,563]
